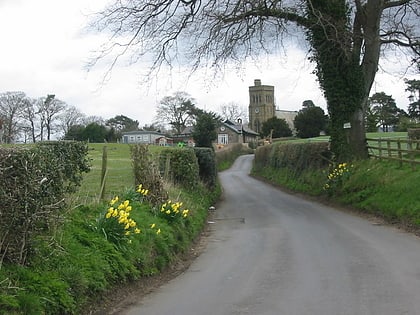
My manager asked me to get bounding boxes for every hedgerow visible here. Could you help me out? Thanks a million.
[0,141,90,266]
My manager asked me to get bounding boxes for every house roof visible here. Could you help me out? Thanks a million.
[180,121,259,136]
[223,120,259,136]
[122,130,164,136]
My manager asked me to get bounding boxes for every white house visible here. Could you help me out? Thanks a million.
[121,130,165,144]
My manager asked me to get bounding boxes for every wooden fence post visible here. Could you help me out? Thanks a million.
[100,146,108,200]
[397,140,402,167]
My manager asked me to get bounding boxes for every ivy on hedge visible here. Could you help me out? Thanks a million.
[254,142,331,176]
[0,141,90,266]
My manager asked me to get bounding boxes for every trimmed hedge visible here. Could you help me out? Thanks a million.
[159,147,200,189]
[254,142,331,175]
[193,147,217,188]
[0,141,90,266]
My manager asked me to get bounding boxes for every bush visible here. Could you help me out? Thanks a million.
[0,141,90,266]
[193,147,217,188]
[131,144,167,206]
[254,141,331,176]
[159,148,200,189]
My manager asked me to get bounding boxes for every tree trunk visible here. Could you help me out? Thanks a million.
[307,0,383,162]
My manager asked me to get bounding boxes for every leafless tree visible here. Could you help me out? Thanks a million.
[89,0,419,160]
[154,91,197,134]
[0,91,30,143]
[83,115,105,126]
[20,97,39,143]
[219,102,247,122]
[58,105,86,138]
[37,95,66,140]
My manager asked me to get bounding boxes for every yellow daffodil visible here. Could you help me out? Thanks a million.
[150,223,156,229]
[156,229,161,235]
[135,228,141,234]
[110,196,119,205]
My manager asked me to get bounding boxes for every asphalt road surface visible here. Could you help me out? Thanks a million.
[124,154,420,315]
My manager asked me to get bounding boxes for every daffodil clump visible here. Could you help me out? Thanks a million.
[324,162,353,193]
[97,196,141,248]
[160,200,189,223]
[136,184,149,198]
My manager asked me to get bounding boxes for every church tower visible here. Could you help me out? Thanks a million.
[248,79,275,133]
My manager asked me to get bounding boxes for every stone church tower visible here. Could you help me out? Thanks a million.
[248,79,275,133]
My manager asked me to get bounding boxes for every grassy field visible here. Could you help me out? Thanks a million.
[75,143,133,204]
[74,143,166,204]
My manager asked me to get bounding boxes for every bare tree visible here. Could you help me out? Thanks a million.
[20,97,39,143]
[154,91,198,134]
[219,102,247,122]
[38,95,66,140]
[0,91,30,143]
[89,0,419,160]
[58,105,86,138]
[83,115,105,126]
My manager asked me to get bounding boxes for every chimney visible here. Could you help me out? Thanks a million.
[254,79,261,86]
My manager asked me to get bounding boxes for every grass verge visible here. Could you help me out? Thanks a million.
[0,144,221,315]
[252,157,420,231]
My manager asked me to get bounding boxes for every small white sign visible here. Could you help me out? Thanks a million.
[343,122,351,129]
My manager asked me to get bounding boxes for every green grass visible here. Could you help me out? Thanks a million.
[74,143,166,204]
[252,151,420,229]
[75,143,133,204]
[0,143,221,315]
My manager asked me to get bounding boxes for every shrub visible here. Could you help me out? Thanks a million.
[131,144,167,206]
[193,147,217,188]
[159,148,200,189]
[254,141,331,176]
[0,142,90,266]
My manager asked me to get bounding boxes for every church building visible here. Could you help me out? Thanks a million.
[248,79,298,133]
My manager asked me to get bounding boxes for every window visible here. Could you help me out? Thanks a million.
[218,134,228,145]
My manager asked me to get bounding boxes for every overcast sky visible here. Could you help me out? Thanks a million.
[0,0,417,127]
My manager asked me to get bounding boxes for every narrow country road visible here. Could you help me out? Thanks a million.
[123,155,420,315]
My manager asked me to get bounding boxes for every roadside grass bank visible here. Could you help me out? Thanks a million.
[0,143,223,315]
[251,138,420,233]
[215,143,254,171]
